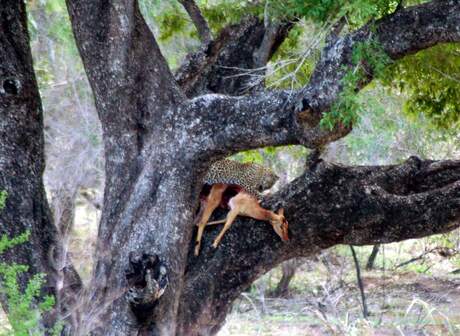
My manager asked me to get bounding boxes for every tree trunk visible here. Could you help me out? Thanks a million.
[0,1,81,328]
[271,259,300,297]
[0,1,459,335]
[366,244,381,270]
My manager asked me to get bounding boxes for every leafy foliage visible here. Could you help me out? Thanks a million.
[265,23,321,90]
[269,0,401,27]
[321,67,366,130]
[140,0,263,44]
[320,38,391,129]
[387,43,460,129]
[149,1,190,41]
[148,0,400,44]
[0,191,6,211]
[341,84,458,165]
[0,232,30,256]
[0,260,56,336]
[0,194,60,335]
[200,1,263,32]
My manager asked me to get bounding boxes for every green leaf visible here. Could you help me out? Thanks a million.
[0,191,7,211]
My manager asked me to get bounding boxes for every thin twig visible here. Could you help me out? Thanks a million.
[394,247,437,269]
[349,245,369,318]
[430,66,460,84]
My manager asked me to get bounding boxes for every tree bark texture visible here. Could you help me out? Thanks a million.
[175,17,293,97]
[0,0,458,335]
[0,0,81,327]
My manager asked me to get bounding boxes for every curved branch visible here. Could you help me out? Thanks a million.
[191,0,460,152]
[179,158,460,335]
[301,0,460,115]
[179,0,212,43]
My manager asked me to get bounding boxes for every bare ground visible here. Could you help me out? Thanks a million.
[219,263,460,335]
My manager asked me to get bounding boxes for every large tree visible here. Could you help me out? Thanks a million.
[0,0,459,335]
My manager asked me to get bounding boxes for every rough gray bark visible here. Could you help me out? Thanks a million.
[0,0,81,327]
[175,17,292,97]
[0,0,459,335]
[178,157,460,334]
[64,1,191,334]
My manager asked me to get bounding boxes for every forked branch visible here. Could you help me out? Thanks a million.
[66,0,184,143]
[186,0,460,154]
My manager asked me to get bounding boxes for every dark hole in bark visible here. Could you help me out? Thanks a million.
[3,78,20,95]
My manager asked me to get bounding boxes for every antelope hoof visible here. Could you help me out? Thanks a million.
[194,242,201,256]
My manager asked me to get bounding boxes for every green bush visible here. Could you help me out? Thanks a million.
[321,38,391,130]
[0,191,7,211]
[0,192,61,336]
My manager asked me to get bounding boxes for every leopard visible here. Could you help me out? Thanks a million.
[194,159,288,256]
[203,159,278,198]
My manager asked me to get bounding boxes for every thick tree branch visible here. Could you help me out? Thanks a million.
[179,0,212,43]
[179,90,297,153]
[253,21,294,68]
[181,87,351,156]
[54,1,459,334]
[179,158,460,334]
[65,0,185,156]
[176,17,292,97]
[191,0,460,152]
[0,1,81,328]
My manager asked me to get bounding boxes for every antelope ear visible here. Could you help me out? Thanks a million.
[277,208,284,216]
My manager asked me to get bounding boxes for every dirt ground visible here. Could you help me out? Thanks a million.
[219,267,460,336]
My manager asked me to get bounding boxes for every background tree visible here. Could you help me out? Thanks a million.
[0,0,459,335]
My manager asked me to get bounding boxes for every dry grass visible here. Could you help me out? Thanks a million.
[219,253,460,336]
